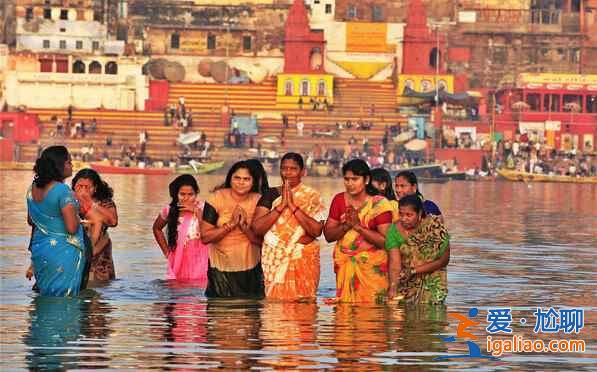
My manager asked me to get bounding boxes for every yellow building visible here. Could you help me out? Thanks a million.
[276,73,334,109]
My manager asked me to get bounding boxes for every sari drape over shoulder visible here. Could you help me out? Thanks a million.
[331,194,393,303]
[26,183,86,297]
[387,215,450,304]
[261,183,326,301]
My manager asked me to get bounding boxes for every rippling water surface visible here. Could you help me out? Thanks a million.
[1,171,596,370]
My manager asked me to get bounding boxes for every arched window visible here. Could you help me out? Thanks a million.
[300,79,310,96]
[89,61,102,74]
[317,79,326,96]
[429,47,440,68]
[105,61,118,75]
[284,80,293,96]
[421,79,433,92]
[72,60,85,74]
[438,79,447,91]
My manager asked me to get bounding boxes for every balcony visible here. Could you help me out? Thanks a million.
[458,9,581,34]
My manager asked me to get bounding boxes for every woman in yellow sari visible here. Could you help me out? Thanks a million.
[323,159,393,303]
[253,153,326,301]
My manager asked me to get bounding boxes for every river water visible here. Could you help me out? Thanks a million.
[1,171,595,370]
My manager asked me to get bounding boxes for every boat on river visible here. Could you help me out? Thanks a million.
[497,169,597,184]
[90,162,172,175]
[175,160,225,175]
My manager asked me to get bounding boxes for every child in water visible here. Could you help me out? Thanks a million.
[152,174,209,282]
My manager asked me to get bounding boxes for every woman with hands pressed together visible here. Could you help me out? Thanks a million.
[153,174,209,282]
[200,161,264,298]
[323,159,394,303]
[252,153,325,301]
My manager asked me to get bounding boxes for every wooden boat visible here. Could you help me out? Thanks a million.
[0,160,89,172]
[175,161,225,175]
[497,169,597,184]
[418,177,450,184]
[90,162,172,175]
[388,164,444,180]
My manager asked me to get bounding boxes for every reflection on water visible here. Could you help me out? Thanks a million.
[1,171,596,370]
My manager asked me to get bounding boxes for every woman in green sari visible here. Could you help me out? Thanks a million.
[386,194,450,304]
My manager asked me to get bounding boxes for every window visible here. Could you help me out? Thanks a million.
[93,11,102,22]
[314,0,320,3]
[73,60,85,73]
[92,41,100,51]
[26,8,33,21]
[39,59,53,72]
[372,5,383,21]
[543,94,561,112]
[170,33,180,49]
[76,40,83,49]
[438,80,448,90]
[325,4,332,14]
[89,61,102,74]
[59,40,67,49]
[563,95,582,112]
[207,34,216,50]
[60,28,66,32]
[43,40,50,49]
[317,80,326,96]
[347,5,357,19]
[77,9,85,20]
[429,48,440,68]
[586,95,597,113]
[570,48,580,63]
[284,80,293,96]
[60,9,68,20]
[300,80,310,96]
[243,36,252,52]
[526,93,541,111]
[105,61,118,75]
[421,80,433,92]
[43,8,52,19]
[116,25,128,42]
[56,60,68,73]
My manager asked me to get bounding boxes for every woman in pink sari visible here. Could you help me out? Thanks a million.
[152,174,209,282]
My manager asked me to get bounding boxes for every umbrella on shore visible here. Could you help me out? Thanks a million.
[177,132,202,145]
[404,139,427,152]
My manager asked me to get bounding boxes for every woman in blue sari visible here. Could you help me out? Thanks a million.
[27,146,86,296]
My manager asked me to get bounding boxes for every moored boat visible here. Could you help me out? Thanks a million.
[90,162,172,175]
[497,169,597,184]
[175,160,225,175]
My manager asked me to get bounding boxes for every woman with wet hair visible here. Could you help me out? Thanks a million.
[371,167,398,221]
[323,159,393,303]
[201,161,264,298]
[72,168,118,282]
[394,171,442,217]
[153,174,209,281]
[26,146,86,296]
[386,194,450,304]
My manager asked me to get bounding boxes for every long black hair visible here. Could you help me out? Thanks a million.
[71,168,114,202]
[280,152,304,169]
[371,167,396,200]
[167,174,199,250]
[395,170,424,197]
[245,158,269,194]
[341,159,378,196]
[398,193,425,217]
[224,160,254,189]
[33,145,69,187]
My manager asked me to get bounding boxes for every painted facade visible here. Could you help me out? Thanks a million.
[276,73,334,106]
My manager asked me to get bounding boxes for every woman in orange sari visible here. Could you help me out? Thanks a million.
[323,159,393,303]
[253,153,325,301]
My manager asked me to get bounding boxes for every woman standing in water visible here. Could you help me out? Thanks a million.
[386,194,450,304]
[394,171,442,217]
[252,153,326,301]
[26,146,86,296]
[153,174,209,282]
[201,161,264,298]
[72,169,118,283]
[371,167,398,221]
[323,159,393,303]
